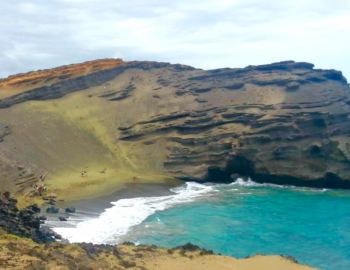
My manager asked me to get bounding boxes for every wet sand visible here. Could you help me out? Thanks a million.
[45,181,182,229]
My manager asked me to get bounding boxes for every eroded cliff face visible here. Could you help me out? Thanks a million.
[0,59,350,198]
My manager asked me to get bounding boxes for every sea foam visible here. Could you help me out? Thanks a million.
[52,182,214,244]
[51,179,327,244]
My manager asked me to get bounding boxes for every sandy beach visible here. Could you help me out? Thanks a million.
[44,182,182,232]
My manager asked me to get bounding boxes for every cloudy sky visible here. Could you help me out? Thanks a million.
[1,0,350,79]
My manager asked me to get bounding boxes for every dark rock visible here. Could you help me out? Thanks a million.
[174,243,214,256]
[27,219,40,229]
[65,207,76,213]
[176,243,201,252]
[59,217,67,222]
[225,83,244,90]
[3,191,10,199]
[286,82,300,90]
[283,255,299,263]
[194,88,212,93]
[195,98,208,103]
[60,239,70,245]
[48,200,56,206]
[30,204,41,213]
[122,241,136,246]
[0,192,56,243]
[46,207,59,214]
[39,226,52,235]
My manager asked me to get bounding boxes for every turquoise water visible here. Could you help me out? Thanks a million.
[131,181,350,270]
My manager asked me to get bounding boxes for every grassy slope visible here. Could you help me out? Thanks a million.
[0,68,180,205]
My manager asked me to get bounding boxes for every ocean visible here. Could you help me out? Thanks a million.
[50,180,350,270]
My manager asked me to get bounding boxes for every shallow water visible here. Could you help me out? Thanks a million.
[51,180,350,270]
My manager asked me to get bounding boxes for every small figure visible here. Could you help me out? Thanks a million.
[39,184,46,196]
[81,171,89,177]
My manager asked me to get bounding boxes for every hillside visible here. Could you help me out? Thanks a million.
[0,235,318,270]
[0,59,350,204]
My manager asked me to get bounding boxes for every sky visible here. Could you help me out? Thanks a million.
[1,0,350,80]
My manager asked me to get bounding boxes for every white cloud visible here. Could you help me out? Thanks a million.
[0,0,350,80]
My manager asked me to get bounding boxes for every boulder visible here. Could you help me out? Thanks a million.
[3,191,10,199]
[49,200,56,206]
[59,217,67,222]
[65,207,76,213]
[40,226,52,235]
[30,204,41,213]
[27,219,40,229]
[61,239,70,245]
[46,207,59,214]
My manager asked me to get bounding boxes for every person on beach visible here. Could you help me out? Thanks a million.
[38,184,46,195]
[81,171,89,177]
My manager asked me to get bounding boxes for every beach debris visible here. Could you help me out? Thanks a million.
[133,175,141,181]
[65,207,76,213]
[81,171,89,177]
[46,207,59,214]
[46,193,57,199]
[100,167,108,174]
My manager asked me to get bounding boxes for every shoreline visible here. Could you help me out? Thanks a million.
[16,171,183,208]
[0,182,323,270]
[44,181,184,235]
[56,180,181,210]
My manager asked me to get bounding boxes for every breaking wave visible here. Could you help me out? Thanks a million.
[52,182,216,244]
[51,179,328,244]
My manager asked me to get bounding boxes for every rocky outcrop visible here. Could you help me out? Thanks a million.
[0,59,350,194]
[0,61,176,108]
[0,235,317,270]
[0,192,58,243]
